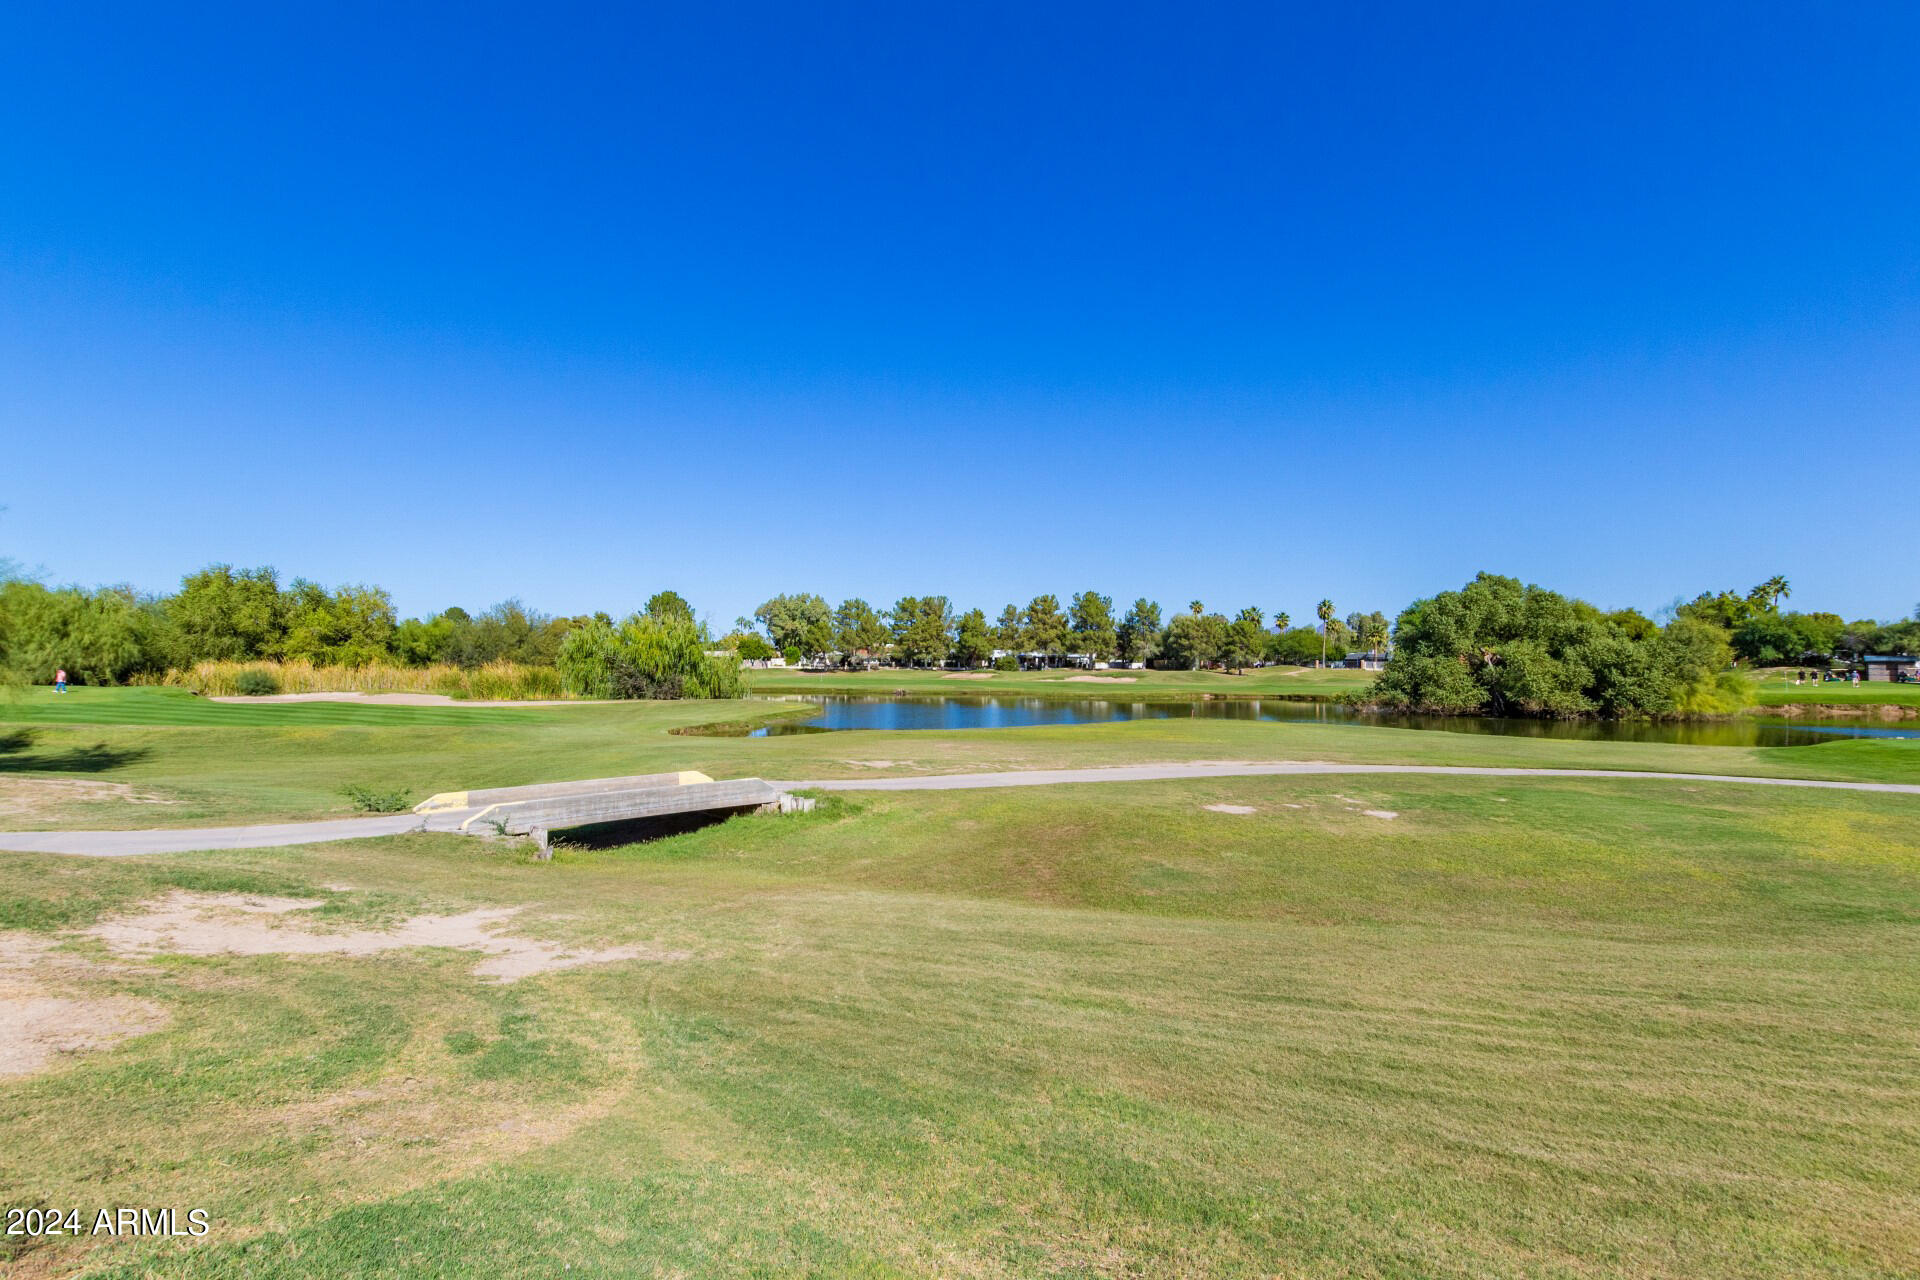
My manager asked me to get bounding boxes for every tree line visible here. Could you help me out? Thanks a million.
[742,592,1392,672]
[0,562,707,686]
[3,559,1914,716]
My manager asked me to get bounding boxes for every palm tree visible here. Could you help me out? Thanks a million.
[1363,619,1388,659]
[1272,611,1289,633]
[1189,600,1204,617]
[1746,576,1791,613]
[1316,598,1335,667]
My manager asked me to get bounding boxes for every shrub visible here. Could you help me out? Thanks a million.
[1370,572,1731,718]
[232,669,281,697]
[556,616,744,700]
[992,655,1019,672]
[341,783,412,813]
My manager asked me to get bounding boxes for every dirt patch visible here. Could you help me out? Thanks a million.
[0,777,179,821]
[86,892,687,983]
[1767,702,1919,721]
[1064,675,1137,683]
[1203,804,1257,815]
[843,760,903,769]
[1363,810,1400,820]
[0,933,168,1079]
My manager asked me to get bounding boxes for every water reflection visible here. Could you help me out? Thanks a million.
[736,695,1912,748]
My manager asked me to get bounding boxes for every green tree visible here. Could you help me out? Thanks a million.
[1675,589,1757,632]
[833,598,890,660]
[952,608,993,667]
[1068,591,1116,661]
[1265,626,1322,666]
[1372,572,1737,718]
[557,614,743,700]
[643,590,694,624]
[992,604,1024,652]
[453,599,565,666]
[1746,576,1791,613]
[889,596,953,666]
[1731,614,1803,666]
[755,593,834,659]
[163,565,288,663]
[279,580,397,667]
[1316,598,1335,666]
[1023,594,1068,658]
[729,631,777,662]
[1163,611,1225,670]
[1116,598,1162,664]
[1223,607,1266,673]
[0,580,161,685]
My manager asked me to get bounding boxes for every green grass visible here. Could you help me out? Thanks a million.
[1,685,1915,831]
[745,663,1378,700]
[1748,669,1920,711]
[3,774,1918,1276]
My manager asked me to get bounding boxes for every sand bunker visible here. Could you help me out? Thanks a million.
[1203,804,1256,815]
[940,672,994,680]
[87,892,686,983]
[0,776,178,821]
[1064,675,1136,683]
[1362,810,1399,820]
[0,933,168,1079]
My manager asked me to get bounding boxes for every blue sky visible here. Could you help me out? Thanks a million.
[3,3,1916,629]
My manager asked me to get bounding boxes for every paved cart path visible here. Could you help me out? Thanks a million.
[0,811,481,857]
[3,761,1916,856]
[771,761,1920,794]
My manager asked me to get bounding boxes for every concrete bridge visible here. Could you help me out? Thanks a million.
[418,771,812,857]
[0,772,813,858]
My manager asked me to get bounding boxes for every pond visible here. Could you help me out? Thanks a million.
[735,695,1914,748]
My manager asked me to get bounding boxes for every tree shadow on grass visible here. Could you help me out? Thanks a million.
[0,728,151,773]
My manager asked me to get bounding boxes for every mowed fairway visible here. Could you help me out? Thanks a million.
[3,755,1919,1276]
[1749,670,1920,712]
[3,687,1917,833]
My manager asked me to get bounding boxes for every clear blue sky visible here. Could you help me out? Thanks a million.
[3,3,1916,629]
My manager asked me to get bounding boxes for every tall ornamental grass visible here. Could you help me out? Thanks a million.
[144,659,570,700]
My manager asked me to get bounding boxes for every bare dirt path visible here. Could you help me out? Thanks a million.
[2,762,1916,857]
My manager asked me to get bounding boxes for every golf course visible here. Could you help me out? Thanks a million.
[3,685,1917,1278]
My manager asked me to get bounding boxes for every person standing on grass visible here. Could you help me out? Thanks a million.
[54,667,67,693]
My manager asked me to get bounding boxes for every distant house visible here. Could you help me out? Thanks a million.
[1339,651,1387,671]
[1861,654,1919,683]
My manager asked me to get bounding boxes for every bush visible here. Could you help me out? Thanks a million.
[1370,573,1731,718]
[341,783,412,813]
[992,655,1019,672]
[232,669,281,697]
[557,616,745,700]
